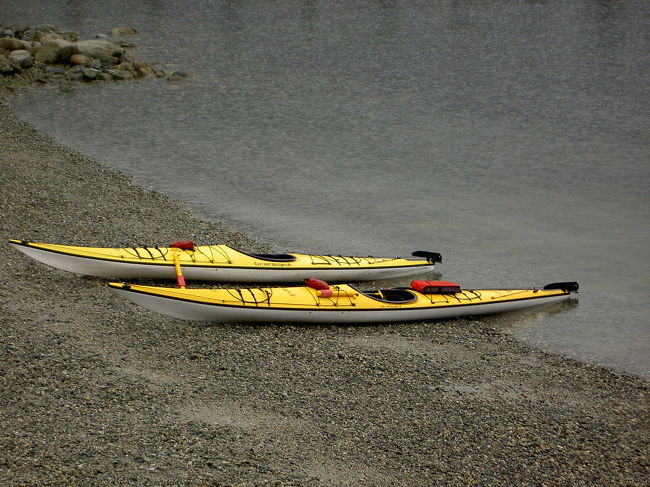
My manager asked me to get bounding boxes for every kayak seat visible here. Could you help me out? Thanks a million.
[365,289,417,303]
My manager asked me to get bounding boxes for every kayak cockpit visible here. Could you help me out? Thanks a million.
[235,248,297,262]
[305,278,417,303]
[169,240,297,262]
[249,253,296,262]
[361,288,418,303]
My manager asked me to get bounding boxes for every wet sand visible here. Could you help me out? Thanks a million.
[1,98,648,486]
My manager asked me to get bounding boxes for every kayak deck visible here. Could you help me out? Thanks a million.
[8,239,440,281]
[108,281,579,323]
[9,240,431,267]
[109,282,572,310]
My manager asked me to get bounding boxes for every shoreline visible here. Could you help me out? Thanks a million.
[1,98,648,485]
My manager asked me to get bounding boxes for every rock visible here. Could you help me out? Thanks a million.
[0,55,17,74]
[58,31,78,42]
[36,24,57,34]
[167,70,189,81]
[1,24,186,91]
[134,62,153,77]
[16,25,31,33]
[45,65,66,75]
[105,69,132,81]
[18,29,36,42]
[69,54,91,66]
[82,67,101,80]
[152,66,166,77]
[25,44,39,56]
[117,61,133,72]
[35,38,77,64]
[8,50,33,69]
[0,37,31,51]
[109,26,137,37]
[19,26,72,43]
[34,31,62,43]
[75,39,124,64]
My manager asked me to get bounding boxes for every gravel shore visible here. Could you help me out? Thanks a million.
[1,98,648,486]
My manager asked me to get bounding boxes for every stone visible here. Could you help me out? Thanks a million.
[134,62,153,77]
[35,38,77,64]
[0,37,31,50]
[25,44,38,56]
[8,50,33,69]
[110,26,137,37]
[35,24,57,33]
[69,54,91,66]
[167,70,189,81]
[0,55,17,74]
[34,31,61,43]
[45,65,66,75]
[75,39,124,64]
[105,69,132,81]
[0,24,186,90]
[117,61,133,72]
[19,29,36,42]
[58,31,78,42]
[82,67,101,80]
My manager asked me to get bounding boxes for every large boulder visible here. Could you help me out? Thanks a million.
[75,39,124,64]
[35,38,77,64]
[0,37,30,50]
[8,50,33,69]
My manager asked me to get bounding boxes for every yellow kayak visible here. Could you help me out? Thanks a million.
[8,239,441,282]
[108,279,579,323]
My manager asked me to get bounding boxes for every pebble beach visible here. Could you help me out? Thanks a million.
[1,98,648,485]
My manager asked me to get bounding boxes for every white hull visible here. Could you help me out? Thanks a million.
[11,243,434,282]
[110,287,570,323]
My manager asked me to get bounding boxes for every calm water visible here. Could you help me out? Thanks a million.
[5,1,649,377]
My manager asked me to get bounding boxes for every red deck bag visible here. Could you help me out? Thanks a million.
[411,280,461,294]
[170,240,195,250]
[305,278,333,297]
